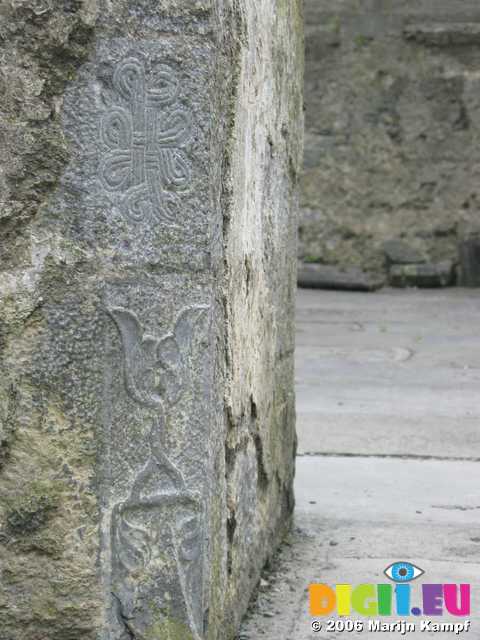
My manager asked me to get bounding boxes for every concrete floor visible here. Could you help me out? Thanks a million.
[240,288,480,639]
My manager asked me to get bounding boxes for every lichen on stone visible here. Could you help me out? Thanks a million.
[4,480,59,534]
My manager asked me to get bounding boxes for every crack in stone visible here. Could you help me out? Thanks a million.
[431,504,480,511]
[112,592,136,640]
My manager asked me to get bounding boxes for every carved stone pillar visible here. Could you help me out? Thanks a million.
[0,2,303,639]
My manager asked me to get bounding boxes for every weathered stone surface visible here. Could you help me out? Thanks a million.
[389,261,454,288]
[459,235,480,287]
[383,239,426,265]
[301,0,480,278]
[297,263,384,292]
[0,2,303,639]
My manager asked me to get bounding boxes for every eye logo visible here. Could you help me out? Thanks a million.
[384,562,424,583]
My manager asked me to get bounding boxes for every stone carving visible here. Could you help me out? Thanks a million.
[107,304,209,638]
[108,305,208,407]
[100,57,192,226]
[111,415,204,639]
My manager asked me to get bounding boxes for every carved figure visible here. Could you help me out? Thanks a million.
[108,305,208,407]
[107,303,209,638]
[111,415,204,639]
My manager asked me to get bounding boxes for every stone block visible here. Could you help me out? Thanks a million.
[389,261,454,288]
[0,2,303,639]
[383,239,426,265]
[403,23,480,47]
[298,263,385,291]
[459,236,480,287]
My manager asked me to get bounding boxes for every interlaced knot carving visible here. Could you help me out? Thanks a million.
[100,57,192,225]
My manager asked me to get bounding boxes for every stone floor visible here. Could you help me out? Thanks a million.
[239,288,480,639]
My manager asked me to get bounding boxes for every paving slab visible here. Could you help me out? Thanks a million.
[296,288,480,458]
[295,456,480,527]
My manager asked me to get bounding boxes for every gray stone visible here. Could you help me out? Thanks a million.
[383,239,426,265]
[0,2,303,639]
[298,263,385,292]
[389,261,454,288]
[459,235,480,287]
[301,0,480,278]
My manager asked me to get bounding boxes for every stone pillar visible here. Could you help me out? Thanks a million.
[0,2,303,639]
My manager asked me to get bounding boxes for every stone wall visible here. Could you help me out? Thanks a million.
[301,0,480,283]
[0,1,303,639]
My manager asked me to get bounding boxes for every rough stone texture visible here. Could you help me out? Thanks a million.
[0,2,303,639]
[301,0,480,279]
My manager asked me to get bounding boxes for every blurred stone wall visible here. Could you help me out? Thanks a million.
[301,0,480,282]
